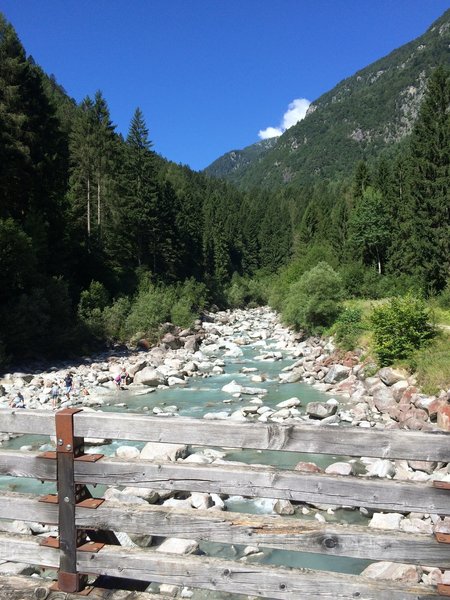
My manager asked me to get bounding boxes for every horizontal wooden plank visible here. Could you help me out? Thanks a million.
[0,492,448,567]
[1,409,449,461]
[0,450,448,515]
[0,533,444,600]
[73,412,450,461]
[0,575,161,600]
[0,409,54,436]
[75,455,450,516]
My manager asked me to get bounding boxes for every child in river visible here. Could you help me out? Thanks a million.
[50,383,59,408]
[114,367,128,389]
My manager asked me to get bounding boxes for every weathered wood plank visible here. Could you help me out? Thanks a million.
[1,409,449,461]
[0,450,448,515]
[0,575,161,600]
[0,450,57,480]
[73,412,450,461]
[80,544,448,599]
[74,455,450,515]
[0,409,54,436]
[0,492,448,567]
[0,534,444,600]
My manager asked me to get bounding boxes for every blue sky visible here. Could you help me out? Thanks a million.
[1,0,449,170]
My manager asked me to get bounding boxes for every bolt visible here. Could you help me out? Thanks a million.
[57,439,63,446]
[66,444,72,451]
[64,496,70,503]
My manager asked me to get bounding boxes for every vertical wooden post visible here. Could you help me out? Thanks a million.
[55,408,87,593]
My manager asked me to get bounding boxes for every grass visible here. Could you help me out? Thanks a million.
[407,332,450,395]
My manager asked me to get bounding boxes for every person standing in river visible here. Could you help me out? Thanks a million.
[64,373,73,399]
[50,382,59,409]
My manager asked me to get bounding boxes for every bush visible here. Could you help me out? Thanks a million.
[103,297,132,340]
[124,284,176,339]
[437,281,450,310]
[282,262,344,332]
[371,294,436,366]
[332,307,364,350]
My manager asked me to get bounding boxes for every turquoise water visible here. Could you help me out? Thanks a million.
[0,339,371,596]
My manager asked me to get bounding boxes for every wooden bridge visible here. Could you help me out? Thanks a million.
[0,407,449,599]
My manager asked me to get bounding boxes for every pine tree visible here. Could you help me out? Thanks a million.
[408,66,450,293]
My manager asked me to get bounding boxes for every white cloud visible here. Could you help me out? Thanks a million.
[258,97,310,140]
[258,126,283,139]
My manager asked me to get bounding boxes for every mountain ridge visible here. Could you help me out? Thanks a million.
[204,9,450,189]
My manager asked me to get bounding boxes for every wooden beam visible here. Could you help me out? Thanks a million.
[72,412,450,461]
[0,534,444,600]
[74,455,450,515]
[1,409,449,461]
[0,450,448,515]
[0,492,448,567]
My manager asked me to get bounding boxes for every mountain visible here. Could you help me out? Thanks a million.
[204,9,450,189]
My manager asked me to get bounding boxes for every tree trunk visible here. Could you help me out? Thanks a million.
[87,176,91,237]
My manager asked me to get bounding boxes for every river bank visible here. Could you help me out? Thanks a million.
[1,306,449,432]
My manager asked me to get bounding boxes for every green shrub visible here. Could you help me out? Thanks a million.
[103,297,132,340]
[333,307,364,350]
[437,281,450,310]
[282,262,344,332]
[371,294,436,366]
[124,284,176,338]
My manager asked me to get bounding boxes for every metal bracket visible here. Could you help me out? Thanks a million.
[435,532,450,544]
[38,493,104,508]
[40,536,105,553]
[38,451,104,462]
[55,407,84,455]
[433,481,450,491]
[50,577,93,595]
[437,584,450,597]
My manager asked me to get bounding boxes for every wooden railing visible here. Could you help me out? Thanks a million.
[0,407,449,599]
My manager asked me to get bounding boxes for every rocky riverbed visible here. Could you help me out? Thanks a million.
[0,306,449,593]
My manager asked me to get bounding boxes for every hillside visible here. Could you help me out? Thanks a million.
[204,9,450,189]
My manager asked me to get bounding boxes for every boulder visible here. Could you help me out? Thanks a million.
[369,512,403,530]
[361,561,422,583]
[274,499,295,515]
[116,445,140,459]
[140,442,188,462]
[306,401,337,419]
[133,367,166,386]
[156,538,199,555]
[294,461,323,474]
[325,462,353,476]
[276,397,301,409]
[378,368,407,387]
[323,364,351,384]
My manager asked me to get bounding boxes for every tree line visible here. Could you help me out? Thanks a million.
[0,12,448,366]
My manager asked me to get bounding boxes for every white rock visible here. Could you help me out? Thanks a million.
[369,513,404,530]
[116,445,140,459]
[156,538,199,555]
[140,442,188,462]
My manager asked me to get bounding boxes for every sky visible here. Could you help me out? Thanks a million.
[1,0,449,170]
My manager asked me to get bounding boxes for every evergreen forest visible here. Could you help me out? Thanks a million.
[0,12,449,389]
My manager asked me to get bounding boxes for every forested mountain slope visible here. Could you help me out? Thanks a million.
[204,9,450,189]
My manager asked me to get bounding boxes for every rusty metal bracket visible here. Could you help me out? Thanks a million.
[40,536,59,548]
[438,584,450,597]
[56,407,84,456]
[50,576,92,595]
[433,481,450,491]
[38,451,104,462]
